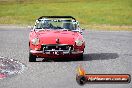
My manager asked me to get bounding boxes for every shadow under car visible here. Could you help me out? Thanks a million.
[40,53,119,62]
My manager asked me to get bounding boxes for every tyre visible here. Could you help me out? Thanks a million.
[29,52,36,62]
[78,54,83,60]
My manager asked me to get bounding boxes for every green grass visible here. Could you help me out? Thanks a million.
[0,0,132,30]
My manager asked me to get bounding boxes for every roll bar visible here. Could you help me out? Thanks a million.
[38,16,76,21]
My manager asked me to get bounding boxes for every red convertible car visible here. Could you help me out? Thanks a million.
[29,16,85,62]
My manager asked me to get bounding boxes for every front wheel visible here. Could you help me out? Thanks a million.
[29,52,36,62]
[78,54,83,60]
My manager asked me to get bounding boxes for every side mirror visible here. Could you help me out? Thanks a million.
[82,29,85,30]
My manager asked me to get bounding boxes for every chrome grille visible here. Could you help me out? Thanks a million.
[41,44,73,51]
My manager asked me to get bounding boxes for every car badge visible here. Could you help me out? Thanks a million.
[56,38,59,44]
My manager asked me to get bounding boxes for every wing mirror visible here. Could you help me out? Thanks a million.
[78,27,85,31]
[82,28,85,30]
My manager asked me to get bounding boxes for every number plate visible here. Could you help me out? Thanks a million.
[50,51,63,55]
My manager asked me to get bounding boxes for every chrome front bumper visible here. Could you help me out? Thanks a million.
[30,50,83,55]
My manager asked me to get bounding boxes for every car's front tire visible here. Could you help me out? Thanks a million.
[29,52,36,62]
[78,54,83,60]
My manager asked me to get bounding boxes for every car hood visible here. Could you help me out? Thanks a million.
[36,30,79,45]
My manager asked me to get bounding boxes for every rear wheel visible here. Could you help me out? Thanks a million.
[29,52,36,62]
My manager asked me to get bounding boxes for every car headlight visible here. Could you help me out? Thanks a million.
[75,39,84,46]
[31,38,39,45]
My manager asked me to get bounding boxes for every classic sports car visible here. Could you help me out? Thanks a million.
[29,16,85,62]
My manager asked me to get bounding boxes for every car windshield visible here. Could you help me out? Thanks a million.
[35,20,76,30]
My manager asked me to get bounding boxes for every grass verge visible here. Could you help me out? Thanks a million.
[0,0,132,31]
